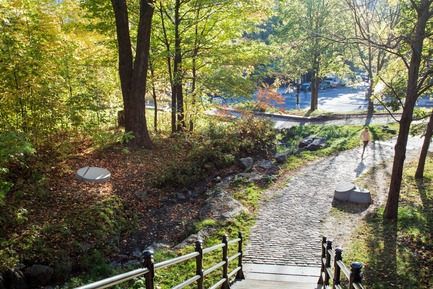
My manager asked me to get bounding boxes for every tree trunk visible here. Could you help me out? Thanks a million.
[383,108,412,219]
[367,80,374,113]
[415,110,433,179]
[173,0,185,132]
[310,76,319,111]
[111,0,154,148]
[384,2,431,219]
[157,3,175,134]
[310,53,320,111]
[149,63,158,132]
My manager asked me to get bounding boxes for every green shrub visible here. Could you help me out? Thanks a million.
[148,117,277,189]
[0,132,34,205]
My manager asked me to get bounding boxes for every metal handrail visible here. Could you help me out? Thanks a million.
[203,261,225,277]
[75,232,245,289]
[317,236,364,289]
[154,251,199,270]
[74,267,150,289]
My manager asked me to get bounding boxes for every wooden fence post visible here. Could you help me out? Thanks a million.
[318,236,327,284]
[195,240,204,289]
[332,248,343,289]
[221,235,230,289]
[142,250,155,289]
[349,262,363,289]
[324,240,333,285]
[236,231,245,280]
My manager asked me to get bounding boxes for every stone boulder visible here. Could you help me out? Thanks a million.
[275,151,288,163]
[381,125,397,134]
[4,269,27,289]
[199,187,247,221]
[239,157,253,172]
[299,136,327,151]
[29,265,54,287]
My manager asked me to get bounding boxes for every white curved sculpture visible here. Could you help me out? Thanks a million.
[334,182,371,204]
[76,166,111,183]
[349,187,372,204]
[334,182,355,201]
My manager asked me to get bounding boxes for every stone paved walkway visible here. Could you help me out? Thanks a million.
[243,132,424,267]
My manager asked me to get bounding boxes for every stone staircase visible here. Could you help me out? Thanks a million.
[231,264,321,289]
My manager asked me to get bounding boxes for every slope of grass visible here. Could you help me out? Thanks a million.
[345,156,433,288]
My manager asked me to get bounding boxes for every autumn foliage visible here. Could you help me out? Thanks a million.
[0,116,277,283]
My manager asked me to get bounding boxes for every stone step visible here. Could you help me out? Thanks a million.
[231,264,321,289]
[231,279,320,289]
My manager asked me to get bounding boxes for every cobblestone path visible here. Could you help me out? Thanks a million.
[243,135,424,267]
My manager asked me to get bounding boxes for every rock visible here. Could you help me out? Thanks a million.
[239,157,253,172]
[199,187,247,221]
[381,125,396,134]
[173,234,199,249]
[176,192,186,200]
[0,273,5,289]
[308,137,326,150]
[134,190,148,201]
[275,152,288,163]
[299,136,327,151]
[255,160,279,175]
[236,173,262,182]
[298,137,312,148]
[293,148,302,155]
[145,241,171,252]
[29,265,54,287]
[124,260,140,268]
[109,261,121,268]
[117,254,129,262]
[5,268,27,289]
[256,159,274,170]
[215,175,234,189]
[53,257,73,282]
[132,248,142,258]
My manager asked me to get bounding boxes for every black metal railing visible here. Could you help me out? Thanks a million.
[317,236,364,289]
[75,232,245,289]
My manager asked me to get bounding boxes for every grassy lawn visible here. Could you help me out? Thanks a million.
[346,156,433,288]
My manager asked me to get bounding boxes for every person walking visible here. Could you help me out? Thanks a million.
[360,127,371,159]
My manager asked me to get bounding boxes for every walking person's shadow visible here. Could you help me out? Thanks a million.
[355,159,366,177]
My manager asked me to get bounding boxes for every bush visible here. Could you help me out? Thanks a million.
[148,117,277,189]
[0,132,34,206]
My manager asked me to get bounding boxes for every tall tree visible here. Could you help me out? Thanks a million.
[275,0,347,111]
[1,0,118,146]
[345,0,433,219]
[111,0,154,148]
[383,0,433,219]
[415,110,433,179]
[154,0,270,132]
[348,0,433,219]
[345,0,399,114]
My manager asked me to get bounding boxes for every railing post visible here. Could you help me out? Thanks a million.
[324,240,333,286]
[317,236,327,284]
[236,231,245,280]
[332,248,343,289]
[195,240,204,289]
[221,235,230,289]
[349,262,363,289]
[142,250,155,289]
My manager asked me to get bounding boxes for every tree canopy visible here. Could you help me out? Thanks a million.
[2,0,433,234]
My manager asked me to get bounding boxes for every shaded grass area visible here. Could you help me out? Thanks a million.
[346,156,433,289]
